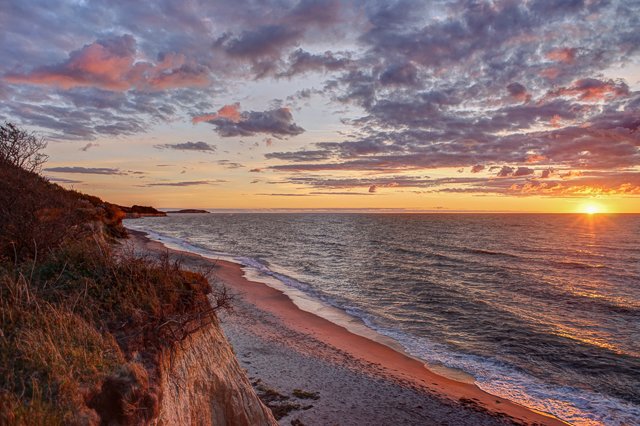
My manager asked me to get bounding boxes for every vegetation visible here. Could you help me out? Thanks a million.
[0,122,48,173]
[0,124,228,424]
[292,389,320,400]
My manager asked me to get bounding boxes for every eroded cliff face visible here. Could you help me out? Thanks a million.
[155,317,277,426]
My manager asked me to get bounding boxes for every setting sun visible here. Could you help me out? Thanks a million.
[579,202,607,215]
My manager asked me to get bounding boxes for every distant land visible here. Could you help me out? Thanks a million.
[118,204,167,218]
[169,209,210,214]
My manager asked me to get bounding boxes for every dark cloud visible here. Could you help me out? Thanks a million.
[279,49,353,77]
[506,82,530,102]
[195,105,304,138]
[379,62,419,86]
[218,160,244,169]
[79,142,99,151]
[155,141,216,152]
[44,166,124,175]
[218,25,302,59]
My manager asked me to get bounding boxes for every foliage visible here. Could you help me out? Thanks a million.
[0,122,229,424]
[0,122,48,173]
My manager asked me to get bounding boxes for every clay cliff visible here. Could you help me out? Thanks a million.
[0,156,275,425]
[156,318,277,425]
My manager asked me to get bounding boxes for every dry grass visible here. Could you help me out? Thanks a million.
[0,160,229,424]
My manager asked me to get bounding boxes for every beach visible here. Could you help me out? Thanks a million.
[126,229,565,425]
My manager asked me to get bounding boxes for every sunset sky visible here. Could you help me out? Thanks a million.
[2,0,639,212]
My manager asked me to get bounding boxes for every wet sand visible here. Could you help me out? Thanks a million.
[126,230,565,425]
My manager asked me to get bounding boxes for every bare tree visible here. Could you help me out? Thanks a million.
[0,122,48,173]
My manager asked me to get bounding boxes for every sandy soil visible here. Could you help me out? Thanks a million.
[125,230,565,426]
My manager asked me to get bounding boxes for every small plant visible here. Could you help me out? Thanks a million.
[292,389,320,400]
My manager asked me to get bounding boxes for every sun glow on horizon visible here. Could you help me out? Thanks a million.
[578,202,607,215]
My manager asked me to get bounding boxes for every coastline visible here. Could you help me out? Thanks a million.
[126,229,566,425]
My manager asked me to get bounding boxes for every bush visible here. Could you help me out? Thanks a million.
[0,122,228,423]
[0,122,48,173]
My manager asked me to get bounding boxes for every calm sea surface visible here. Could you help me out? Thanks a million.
[126,213,640,425]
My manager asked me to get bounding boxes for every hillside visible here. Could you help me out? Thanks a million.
[0,159,274,424]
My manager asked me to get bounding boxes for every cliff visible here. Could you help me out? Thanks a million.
[156,317,277,426]
[0,157,275,425]
[118,204,167,218]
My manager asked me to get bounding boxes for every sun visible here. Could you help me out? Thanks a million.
[578,202,606,215]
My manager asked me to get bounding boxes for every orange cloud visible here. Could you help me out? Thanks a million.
[511,182,640,196]
[546,78,629,102]
[192,103,242,124]
[546,47,577,63]
[526,154,547,163]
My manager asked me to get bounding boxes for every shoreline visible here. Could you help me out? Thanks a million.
[127,229,566,425]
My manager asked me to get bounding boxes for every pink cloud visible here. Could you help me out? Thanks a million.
[5,35,209,91]
[546,78,629,102]
[540,67,561,80]
[546,47,577,64]
[192,103,242,124]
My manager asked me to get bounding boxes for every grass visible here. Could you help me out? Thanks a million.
[0,160,229,424]
[292,389,320,400]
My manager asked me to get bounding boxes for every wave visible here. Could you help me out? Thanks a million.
[463,248,521,259]
[126,223,640,426]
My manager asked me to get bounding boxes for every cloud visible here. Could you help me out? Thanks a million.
[379,62,419,87]
[195,105,304,137]
[279,49,353,77]
[5,35,210,91]
[192,103,242,124]
[506,82,530,102]
[217,160,244,169]
[2,0,640,202]
[256,193,311,196]
[80,142,99,152]
[146,180,223,187]
[46,176,83,184]
[309,191,374,195]
[155,141,216,152]
[218,25,302,59]
[546,47,577,64]
[44,166,124,175]
[546,78,630,101]
[514,167,535,177]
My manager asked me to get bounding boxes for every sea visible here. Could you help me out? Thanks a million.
[125,213,640,425]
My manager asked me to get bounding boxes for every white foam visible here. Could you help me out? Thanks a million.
[125,223,640,426]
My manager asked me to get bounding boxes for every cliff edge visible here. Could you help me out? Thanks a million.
[0,145,275,425]
[156,317,277,426]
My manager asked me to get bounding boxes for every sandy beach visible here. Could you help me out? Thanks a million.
[127,230,565,426]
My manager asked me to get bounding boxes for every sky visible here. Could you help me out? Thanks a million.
[2,0,640,212]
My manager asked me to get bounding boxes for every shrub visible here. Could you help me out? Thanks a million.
[0,122,228,423]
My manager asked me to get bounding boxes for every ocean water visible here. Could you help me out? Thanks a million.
[125,213,640,425]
